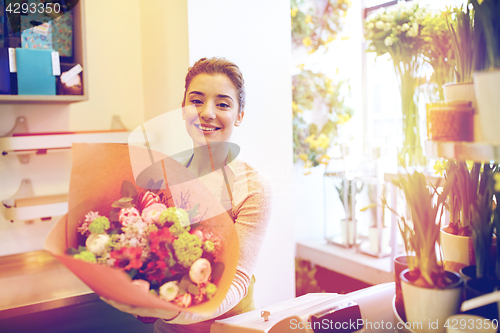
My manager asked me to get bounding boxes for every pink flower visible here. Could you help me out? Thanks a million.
[119,207,141,226]
[189,258,211,284]
[142,203,166,224]
[173,293,192,308]
[78,211,101,235]
[190,229,204,242]
[132,279,151,293]
[139,191,160,211]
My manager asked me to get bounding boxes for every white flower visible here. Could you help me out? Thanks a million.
[85,233,110,256]
[401,23,410,31]
[368,45,376,52]
[407,23,419,37]
[159,281,179,301]
[189,258,212,284]
[367,22,374,29]
[384,37,393,46]
[375,21,385,30]
[384,22,391,31]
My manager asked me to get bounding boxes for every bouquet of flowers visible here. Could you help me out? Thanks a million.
[71,181,224,308]
[45,143,238,316]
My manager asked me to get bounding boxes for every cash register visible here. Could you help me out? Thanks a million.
[211,282,395,333]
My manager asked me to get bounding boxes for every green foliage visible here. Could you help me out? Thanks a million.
[470,0,500,69]
[295,258,324,297]
[74,251,97,264]
[172,232,202,268]
[384,171,454,288]
[335,180,363,220]
[293,70,353,168]
[291,0,351,53]
[160,207,190,228]
[88,216,110,234]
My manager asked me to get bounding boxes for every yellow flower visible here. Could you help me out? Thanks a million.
[304,160,313,169]
[305,15,313,24]
[494,173,500,192]
[308,49,316,54]
[291,8,299,18]
[327,86,335,94]
[338,113,351,124]
[305,134,319,150]
[433,160,446,177]
[297,63,305,71]
[326,35,334,43]
[302,37,312,47]
[319,154,331,165]
[317,133,330,149]
[299,154,308,162]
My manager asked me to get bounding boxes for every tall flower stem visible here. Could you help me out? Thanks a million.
[393,56,425,168]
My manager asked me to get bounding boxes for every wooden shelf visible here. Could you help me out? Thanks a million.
[1,194,68,222]
[0,130,130,155]
[425,140,500,163]
[0,0,88,104]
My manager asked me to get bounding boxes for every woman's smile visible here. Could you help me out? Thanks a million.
[182,73,243,147]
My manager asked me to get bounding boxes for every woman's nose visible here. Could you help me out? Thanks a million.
[199,102,216,120]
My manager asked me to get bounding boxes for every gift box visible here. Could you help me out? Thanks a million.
[44,143,238,316]
[52,11,73,60]
[21,12,53,50]
[16,48,56,95]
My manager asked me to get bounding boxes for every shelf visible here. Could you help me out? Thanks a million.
[425,140,500,163]
[0,130,130,155]
[296,239,394,285]
[0,0,88,104]
[1,195,68,222]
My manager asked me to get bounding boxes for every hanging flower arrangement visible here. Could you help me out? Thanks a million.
[293,69,353,173]
[291,0,351,54]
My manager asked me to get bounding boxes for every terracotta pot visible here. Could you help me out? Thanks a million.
[401,269,463,333]
[473,70,500,144]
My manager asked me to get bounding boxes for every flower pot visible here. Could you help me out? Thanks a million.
[443,82,482,142]
[440,227,473,267]
[464,278,500,321]
[473,70,500,144]
[394,255,409,321]
[340,218,355,247]
[368,226,390,255]
[401,269,463,333]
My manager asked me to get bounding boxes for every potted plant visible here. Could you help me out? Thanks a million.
[470,0,500,143]
[335,179,363,247]
[440,160,476,268]
[442,4,484,141]
[462,163,498,320]
[384,171,462,333]
[363,183,389,255]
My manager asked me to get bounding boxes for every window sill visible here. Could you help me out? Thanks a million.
[296,239,394,285]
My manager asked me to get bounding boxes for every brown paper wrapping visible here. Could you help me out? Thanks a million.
[44,143,238,316]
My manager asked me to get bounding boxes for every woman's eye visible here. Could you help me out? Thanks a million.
[190,99,203,105]
[218,103,230,108]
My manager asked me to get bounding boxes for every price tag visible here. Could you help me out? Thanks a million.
[61,64,83,84]
[8,48,17,73]
[52,51,61,76]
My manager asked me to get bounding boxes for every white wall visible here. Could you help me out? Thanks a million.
[187,0,295,307]
[0,0,145,256]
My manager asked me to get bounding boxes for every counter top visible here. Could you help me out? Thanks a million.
[296,239,395,285]
[0,250,95,320]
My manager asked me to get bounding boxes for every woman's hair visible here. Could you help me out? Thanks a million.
[182,57,245,114]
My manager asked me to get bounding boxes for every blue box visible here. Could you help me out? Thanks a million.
[16,48,56,95]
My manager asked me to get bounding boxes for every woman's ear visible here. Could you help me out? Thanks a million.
[234,110,244,127]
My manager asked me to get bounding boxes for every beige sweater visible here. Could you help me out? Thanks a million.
[163,158,273,325]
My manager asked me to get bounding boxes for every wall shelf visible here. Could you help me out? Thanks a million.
[425,140,500,163]
[0,0,88,104]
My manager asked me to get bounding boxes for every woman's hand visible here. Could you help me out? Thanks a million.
[100,296,180,320]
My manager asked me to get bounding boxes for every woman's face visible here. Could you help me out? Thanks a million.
[182,73,244,147]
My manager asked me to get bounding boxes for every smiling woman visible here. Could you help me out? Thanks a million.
[103,57,274,333]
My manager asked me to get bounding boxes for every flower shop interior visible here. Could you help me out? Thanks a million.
[1,0,500,332]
